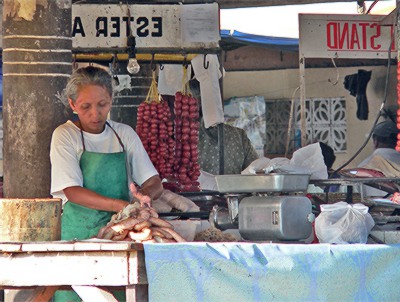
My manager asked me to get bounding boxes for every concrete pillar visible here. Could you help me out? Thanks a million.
[2,0,72,198]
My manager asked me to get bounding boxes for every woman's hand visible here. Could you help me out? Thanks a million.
[130,183,151,207]
[130,175,163,207]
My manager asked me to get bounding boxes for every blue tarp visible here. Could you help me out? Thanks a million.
[221,29,299,52]
[145,242,400,302]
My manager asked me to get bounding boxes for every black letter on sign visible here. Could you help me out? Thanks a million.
[122,16,134,36]
[110,17,120,37]
[137,17,149,37]
[152,17,162,37]
[96,17,108,37]
[72,17,85,37]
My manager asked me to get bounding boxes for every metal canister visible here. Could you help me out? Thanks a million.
[238,195,312,241]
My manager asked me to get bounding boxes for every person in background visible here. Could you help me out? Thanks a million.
[359,120,400,167]
[358,120,400,196]
[317,142,339,193]
[50,66,163,302]
[189,79,259,175]
[319,142,336,173]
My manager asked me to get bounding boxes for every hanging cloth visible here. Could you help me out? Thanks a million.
[343,69,372,120]
[158,64,192,96]
[191,54,225,128]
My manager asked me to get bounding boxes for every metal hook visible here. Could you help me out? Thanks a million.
[72,53,78,70]
[159,64,164,70]
[182,55,189,68]
[150,53,156,71]
[203,54,209,69]
[328,57,339,86]
[112,54,117,70]
[110,54,119,86]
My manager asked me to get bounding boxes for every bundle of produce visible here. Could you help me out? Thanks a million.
[172,74,201,192]
[97,203,186,243]
[136,71,175,180]
[193,227,238,242]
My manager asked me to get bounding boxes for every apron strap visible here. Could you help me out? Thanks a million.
[80,121,125,152]
[80,127,86,151]
[106,121,125,152]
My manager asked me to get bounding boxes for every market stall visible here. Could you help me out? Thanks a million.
[2,1,400,302]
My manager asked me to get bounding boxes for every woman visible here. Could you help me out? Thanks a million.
[51,65,163,238]
[50,66,163,301]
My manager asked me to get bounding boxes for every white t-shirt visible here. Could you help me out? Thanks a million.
[358,148,400,197]
[358,148,400,168]
[50,120,158,204]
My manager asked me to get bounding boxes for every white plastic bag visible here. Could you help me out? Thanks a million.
[240,143,328,179]
[290,142,328,180]
[315,201,375,244]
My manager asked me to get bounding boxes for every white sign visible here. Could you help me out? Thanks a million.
[299,14,397,59]
[72,4,220,51]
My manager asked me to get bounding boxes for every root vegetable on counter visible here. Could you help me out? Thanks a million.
[97,203,187,243]
[152,189,200,213]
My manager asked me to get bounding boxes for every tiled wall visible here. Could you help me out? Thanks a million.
[266,97,346,155]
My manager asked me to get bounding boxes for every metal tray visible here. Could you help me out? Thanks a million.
[214,174,311,193]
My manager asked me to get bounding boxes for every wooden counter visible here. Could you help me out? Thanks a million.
[0,241,147,302]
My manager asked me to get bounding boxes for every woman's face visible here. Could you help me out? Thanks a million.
[69,84,112,134]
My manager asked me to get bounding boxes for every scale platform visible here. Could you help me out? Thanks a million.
[214,174,311,193]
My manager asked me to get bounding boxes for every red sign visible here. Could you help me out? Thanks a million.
[299,14,396,59]
[326,21,395,52]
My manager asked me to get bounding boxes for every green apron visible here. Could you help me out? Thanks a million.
[55,122,129,302]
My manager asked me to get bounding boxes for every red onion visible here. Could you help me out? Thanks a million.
[171,90,201,192]
[136,100,175,180]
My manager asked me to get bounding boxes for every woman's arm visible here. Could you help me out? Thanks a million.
[63,186,129,212]
[64,174,163,212]
[138,175,163,200]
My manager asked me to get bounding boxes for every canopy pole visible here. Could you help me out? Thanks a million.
[217,52,224,175]
[299,56,307,147]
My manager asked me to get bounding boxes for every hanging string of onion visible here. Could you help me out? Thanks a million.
[136,70,175,179]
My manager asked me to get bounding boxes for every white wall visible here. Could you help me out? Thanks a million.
[223,65,398,170]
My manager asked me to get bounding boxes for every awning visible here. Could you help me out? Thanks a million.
[220,29,299,51]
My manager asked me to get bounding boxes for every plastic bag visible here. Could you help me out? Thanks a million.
[241,157,290,174]
[290,142,328,180]
[315,201,375,244]
[240,143,328,180]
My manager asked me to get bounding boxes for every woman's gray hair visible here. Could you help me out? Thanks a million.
[65,66,113,103]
